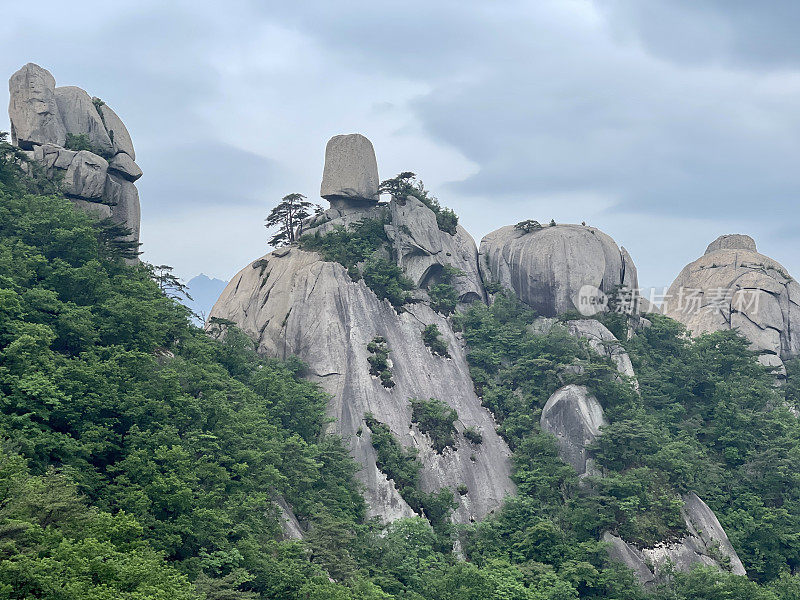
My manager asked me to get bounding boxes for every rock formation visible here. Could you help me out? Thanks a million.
[662,234,800,375]
[8,63,141,259]
[209,132,747,584]
[539,383,746,583]
[565,319,638,388]
[479,223,638,317]
[8,63,65,149]
[320,133,380,208]
[604,492,747,585]
[210,135,513,524]
[540,384,606,477]
[210,247,513,523]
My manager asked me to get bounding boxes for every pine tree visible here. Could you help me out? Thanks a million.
[265,193,320,247]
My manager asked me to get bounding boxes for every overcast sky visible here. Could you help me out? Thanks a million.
[3,0,799,292]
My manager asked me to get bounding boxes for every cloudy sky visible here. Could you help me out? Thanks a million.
[3,0,799,292]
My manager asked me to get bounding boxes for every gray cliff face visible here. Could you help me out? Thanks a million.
[209,247,514,523]
[663,234,800,375]
[8,63,141,260]
[479,223,638,317]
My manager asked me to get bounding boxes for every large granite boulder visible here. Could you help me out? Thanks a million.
[63,150,108,199]
[108,152,142,181]
[54,86,114,156]
[479,224,638,317]
[540,384,606,477]
[604,493,746,585]
[320,134,380,208]
[208,247,514,524]
[662,234,800,375]
[8,63,66,149]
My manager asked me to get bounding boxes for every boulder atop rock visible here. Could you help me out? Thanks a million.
[540,384,606,477]
[663,235,800,374]
[108,152,142,181]
[705,234,757,255]
[55,86,114,156]
[320,134,379,207]
[479,224,638,317]
[8,63,66,149]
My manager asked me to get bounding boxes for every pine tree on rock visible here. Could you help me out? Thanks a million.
[265,193,320,247]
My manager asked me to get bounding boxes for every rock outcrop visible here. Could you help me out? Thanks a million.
[565,319,638,386]
[662,234,800,375]
[385,196,485,304]
[209,247,513,524]
[210,134,513,524]
[8,63,141,260]
[538,383,746,583]
[479,223,638,317]
[604,493,746,585]
[320,133,380,208]
[540,384,606,477]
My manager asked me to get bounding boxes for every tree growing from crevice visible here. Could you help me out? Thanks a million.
[265,193,321,247]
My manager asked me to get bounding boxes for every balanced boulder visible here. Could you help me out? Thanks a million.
[320,133,380,207]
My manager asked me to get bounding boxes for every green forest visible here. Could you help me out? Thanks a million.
[3,135,800,599]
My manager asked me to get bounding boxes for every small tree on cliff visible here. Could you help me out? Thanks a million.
[265,193,320,247]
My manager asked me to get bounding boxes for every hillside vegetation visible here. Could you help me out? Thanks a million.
[2,136,800,599]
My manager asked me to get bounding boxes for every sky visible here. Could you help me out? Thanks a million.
[3,0,800,292]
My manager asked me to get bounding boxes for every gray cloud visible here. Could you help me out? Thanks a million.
[596,0,800,69]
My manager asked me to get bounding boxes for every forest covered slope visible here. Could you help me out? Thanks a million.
[5,129,800,598]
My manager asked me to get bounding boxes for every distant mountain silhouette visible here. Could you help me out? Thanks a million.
[185,274,228,324]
